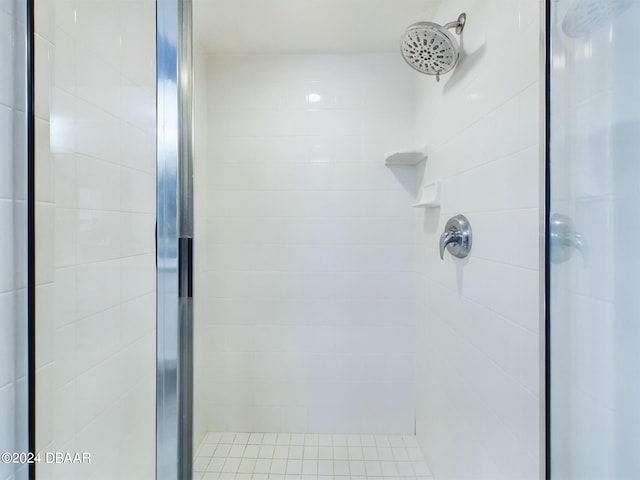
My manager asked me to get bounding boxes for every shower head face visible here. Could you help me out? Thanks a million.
[401,21,460,77]
[562,0,634,37]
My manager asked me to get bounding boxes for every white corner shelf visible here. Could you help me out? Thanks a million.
[384,149,427,166]
[413,180,441,209]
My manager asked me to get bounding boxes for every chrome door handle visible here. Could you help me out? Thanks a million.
[440,215,472,260]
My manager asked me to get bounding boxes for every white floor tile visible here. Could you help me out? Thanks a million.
[388,436,404,448]
[349,460,366,476]
[374,436,390,448]
[318,446,333,459]
[238,458,257,473]
[274,446,290,459]
[304,446,318,459]
[348,446,363,460]
[380,461,398,476]
[222,457,241,473]
[263,433,278,444]
[333,435,348,446]
[245,445,261,458]
[289,446,304,459]
[360,435,376,447]
[214,445,232,458]
[333,446,348,460]
[396,461,415,477]
[318,460,333,475]
[402,436,418,448]
[259,445,276,459]
[286,459,303,475]
[333,460,349,476]
[198,444,217,457]
[230,444,247,457]
[377,448,394,461]
[207,458,226,472]
[255,459,272,473]
[220,432,236,444]
[302,459,318,475]
[194,457,210,472]
[195,432,433,480]
[305,434,319,446]
[206,432,223,444]
[362,447,378,461]
[391,448,409,462]
[365,461,382,476]
[271,459,287,474]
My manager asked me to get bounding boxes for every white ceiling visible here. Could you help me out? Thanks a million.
[193,0,443,54]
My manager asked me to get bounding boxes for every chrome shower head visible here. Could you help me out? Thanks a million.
[401,13,466,81]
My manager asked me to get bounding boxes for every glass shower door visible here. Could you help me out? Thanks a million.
[548,0,640,478]
[0,0,29,478]
[34,0,157,478]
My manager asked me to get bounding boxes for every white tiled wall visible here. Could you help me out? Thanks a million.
[194,38,209,451]
[412,1,541,479]
[195,54,418,434]
[0,1,28,479]
[34,0,56,469]
[36,0,156,478]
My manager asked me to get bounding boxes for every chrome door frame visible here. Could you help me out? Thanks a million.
[156,0,194,478]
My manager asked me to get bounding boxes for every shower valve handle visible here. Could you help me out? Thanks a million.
[550,213,587,266]
[440,230,462,259]
[439,215,472,260]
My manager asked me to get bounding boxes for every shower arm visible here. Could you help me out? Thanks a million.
[443,13,466,35]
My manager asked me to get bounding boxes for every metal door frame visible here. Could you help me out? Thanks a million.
[156,0,194,478]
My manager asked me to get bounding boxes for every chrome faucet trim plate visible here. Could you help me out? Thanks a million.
[440,215,472,260]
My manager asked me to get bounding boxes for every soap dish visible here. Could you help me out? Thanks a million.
[413,180,441,208]
[385,149,427,166]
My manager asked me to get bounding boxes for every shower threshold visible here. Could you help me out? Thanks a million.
[194,432,432,480]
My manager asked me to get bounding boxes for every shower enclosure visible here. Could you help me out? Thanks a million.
[32,0,544,479]
[188,1,541,479]
[21,0,640,478]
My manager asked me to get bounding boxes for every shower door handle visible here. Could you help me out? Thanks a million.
[440,215,472,260]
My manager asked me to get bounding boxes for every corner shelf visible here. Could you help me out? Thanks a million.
[384,149,427,166]
[413,180,441,209]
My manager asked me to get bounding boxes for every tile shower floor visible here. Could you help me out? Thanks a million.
[194,432,432,480]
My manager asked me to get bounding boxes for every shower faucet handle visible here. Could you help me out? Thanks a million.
[439,215,472,260]
[550,213,586,266]
[440,230,461,260]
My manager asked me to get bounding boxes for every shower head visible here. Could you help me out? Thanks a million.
[562,0,634,37]
[401,13,466,82]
